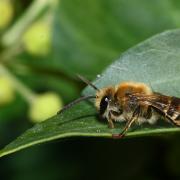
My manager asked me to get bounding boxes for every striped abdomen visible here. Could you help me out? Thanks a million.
[151,95,180,126]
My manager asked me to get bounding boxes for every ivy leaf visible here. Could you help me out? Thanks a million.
[53,0,178,76]
[0,29,180,158]
[15,0,179,78]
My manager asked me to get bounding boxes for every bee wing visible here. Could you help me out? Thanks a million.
[129,93,180,124]
[133,93,170,110]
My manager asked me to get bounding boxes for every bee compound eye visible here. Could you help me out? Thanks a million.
[100,96,109,115]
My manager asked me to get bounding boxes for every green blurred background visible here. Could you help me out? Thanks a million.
[0,0,180,179]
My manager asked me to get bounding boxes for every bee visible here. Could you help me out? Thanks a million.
[58,75,180,138]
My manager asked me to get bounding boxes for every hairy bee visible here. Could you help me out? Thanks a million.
[58,76,180,138]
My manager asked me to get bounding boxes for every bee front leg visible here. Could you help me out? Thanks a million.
[108,119,115,129]
[112,106,140,139]
[107,112,115,129]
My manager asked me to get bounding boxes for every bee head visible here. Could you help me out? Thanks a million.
[95,87,115,115]
[76,75,115,115]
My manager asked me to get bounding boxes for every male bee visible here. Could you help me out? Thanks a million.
[58,76,180,138]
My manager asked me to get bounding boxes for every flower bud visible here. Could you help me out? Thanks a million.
[0,76,15,105]
[29,92,63,123]
[23,21,51,56]
[0,0,14,29]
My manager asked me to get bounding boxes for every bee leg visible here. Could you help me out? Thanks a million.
[156,105,180,126]
[108,112,115,129]
[172,121,180,126]
[167,116,180,126]
[173,120,180,126]
[112,106,140,139]
[108,119,115,129]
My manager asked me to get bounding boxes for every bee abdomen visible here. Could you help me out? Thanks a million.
[166,97,180,125]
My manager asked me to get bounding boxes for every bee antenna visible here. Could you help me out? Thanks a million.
[57,95,96,114]
[77,74,100,91]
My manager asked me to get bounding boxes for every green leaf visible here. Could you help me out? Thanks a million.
[18,0,180,78]
[53,0,178,76]
[0,29,180,158]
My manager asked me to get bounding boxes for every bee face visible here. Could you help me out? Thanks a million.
[95,87,115,115]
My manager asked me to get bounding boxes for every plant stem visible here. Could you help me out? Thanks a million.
[0,64,37,104]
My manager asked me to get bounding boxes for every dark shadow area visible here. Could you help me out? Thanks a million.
[1,135,180,180]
